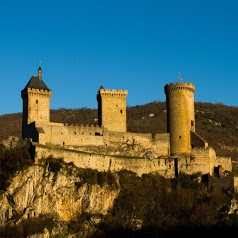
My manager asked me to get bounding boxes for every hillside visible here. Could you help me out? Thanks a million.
[1,101,238,237]
[0,101,238,161]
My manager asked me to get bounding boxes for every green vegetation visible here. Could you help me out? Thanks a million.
[94,170,237,237]
[0,147,33,193]
[0,155,237,237]
[0,214,55,238]
[46,156,118,188]
[47,156,63,174]
[74,167,118,188]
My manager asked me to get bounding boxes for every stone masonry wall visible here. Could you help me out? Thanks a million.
[35,122,104,147]
[34,143,175,178]
[25,88,52,124]
[188,147,216,175]
[32,121,170,158]
[216,156,232,172]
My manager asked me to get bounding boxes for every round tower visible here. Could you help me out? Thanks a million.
[97,86,128,132]
[164,82,195,155]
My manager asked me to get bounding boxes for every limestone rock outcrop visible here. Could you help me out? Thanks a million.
[0,161,119,236]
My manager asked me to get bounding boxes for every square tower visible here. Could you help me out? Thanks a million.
[97,86,128,132]
[21,67,52,138]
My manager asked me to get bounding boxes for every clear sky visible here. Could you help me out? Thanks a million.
[0,0,237,115]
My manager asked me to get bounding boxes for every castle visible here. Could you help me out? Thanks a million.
[20,67,232,178]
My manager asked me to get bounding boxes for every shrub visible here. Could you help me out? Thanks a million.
[0,147,33,192]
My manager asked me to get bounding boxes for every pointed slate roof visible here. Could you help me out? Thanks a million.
[22,67,51,92]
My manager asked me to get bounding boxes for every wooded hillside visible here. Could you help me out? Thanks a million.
[0,101,237,160]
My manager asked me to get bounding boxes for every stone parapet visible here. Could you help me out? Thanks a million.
[98,88,128,97]
[164,82,195,93]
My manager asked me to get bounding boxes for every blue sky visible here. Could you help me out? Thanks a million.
[0,0,237,115]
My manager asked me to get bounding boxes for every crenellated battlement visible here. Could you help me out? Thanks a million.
[63,123,101,128]
[27,88,52,94]
[21,88,52,98]
[164,82,195,93]
[99,88,128,97]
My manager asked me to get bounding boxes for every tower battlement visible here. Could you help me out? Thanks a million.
[21,88,52,97]
[63,123,101,128]
[164,82,195,93]
[99,88,128,97]
[27,88,52,93]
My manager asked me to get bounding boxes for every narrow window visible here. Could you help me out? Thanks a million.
[179,136,182,139]
[36,100,38,104]
[120,110,123,114]
[191,120,194,126]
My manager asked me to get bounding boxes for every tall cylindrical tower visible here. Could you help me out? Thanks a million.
[164,82,195,155]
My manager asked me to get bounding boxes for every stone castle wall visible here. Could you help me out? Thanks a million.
[34,143,176,178]
[39,122,104,147]
[31,121,170,158]
[234,177,238,193]
[33,141,231,178]
[189,147,216,175]
[216,156,232,172]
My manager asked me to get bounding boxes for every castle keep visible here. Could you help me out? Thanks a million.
[21,67,232,178]
[97,85,128,132]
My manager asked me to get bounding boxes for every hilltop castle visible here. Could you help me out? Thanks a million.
[20,67,232,178]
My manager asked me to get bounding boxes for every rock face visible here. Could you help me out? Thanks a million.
[0,161,119,236]
[1,153,237,237]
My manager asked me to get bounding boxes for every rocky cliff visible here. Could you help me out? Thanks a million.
[1,149,238,238]
[0,157,119,237]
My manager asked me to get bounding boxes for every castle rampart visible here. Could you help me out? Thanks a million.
[190,147,217,175]
[164,82,195,92]
[20,68,233,181]
[24,88,52,94]
[30,121,170,158]
[33,143,175,178]
[98,88,128,97]
[35,121,104,147]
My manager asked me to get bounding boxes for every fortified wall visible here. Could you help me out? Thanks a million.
[33,143,175,178]
[25,120,170,158]
[20,68,232,179]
